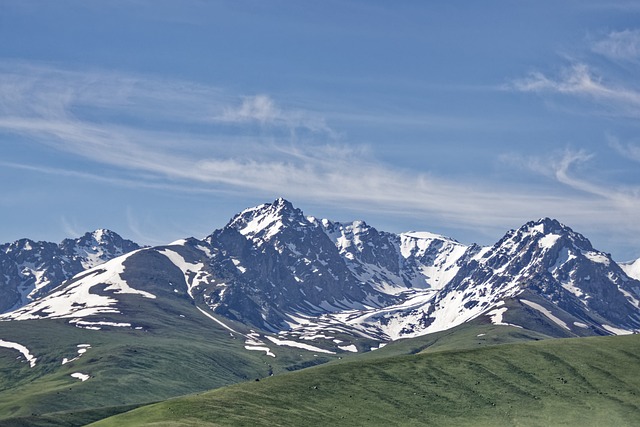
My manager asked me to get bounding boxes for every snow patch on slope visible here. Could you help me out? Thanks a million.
[582,251,610,266]
[197,309,278,357]
[70,372,90,382]
[196,307,239,334]
[158,248,210,298]
[400,232,470,289]
[485,303,522,328]
[244,331,276,357]
[69,319,132,329]
[0,339,37,367]
[267,336,336,354]
[601,324,634,335]
[338,344,358,352]
[521,299,570,330]
[20,261,53,300]
[244,345,276,357]
[62,344,91,365]
[0,250,155,321]
[335,289,437,340]
[538,234,560,249]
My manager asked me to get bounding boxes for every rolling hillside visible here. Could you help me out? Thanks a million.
[89,333,640,427]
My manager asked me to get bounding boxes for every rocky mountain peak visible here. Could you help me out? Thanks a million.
[226,198,310,244]
[494,218,595,260]
[2,238,52,254]
[69,229,123,249]
[89,228,116,243]
[0,231,140,313]
[528,217,563,232]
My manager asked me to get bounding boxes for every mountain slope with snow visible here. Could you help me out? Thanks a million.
[2,249,155,322]
[621,258,640,281]
[2,201,639,350]
[0,230,140,313]
[314,218,479,294]
[420,218,640,336]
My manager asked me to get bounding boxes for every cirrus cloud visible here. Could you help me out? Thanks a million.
[2,62,640,255]
[508,63,640,118]
[592,29,640,61]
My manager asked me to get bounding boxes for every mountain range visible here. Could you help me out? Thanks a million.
[0,198,639,422]
[2,198,639,343]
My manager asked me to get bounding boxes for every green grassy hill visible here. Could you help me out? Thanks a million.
[0,295,343,424]
[89,334,640,427]
[355,319,553,360]
[2,288,638,427]
[0,314,547,426]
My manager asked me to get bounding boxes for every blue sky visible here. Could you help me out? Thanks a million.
[1,1,640,260]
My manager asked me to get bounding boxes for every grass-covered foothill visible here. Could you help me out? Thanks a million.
[0,295,342,423]
[90,334,640,427]
[357,320,553,360]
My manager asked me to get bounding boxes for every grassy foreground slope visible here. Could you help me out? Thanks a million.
[0,322,544,426]
[0,294,344,423]
[91,334,640,427]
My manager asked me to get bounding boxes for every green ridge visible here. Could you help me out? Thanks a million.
[89,334,640,427]
[0,297,342,422]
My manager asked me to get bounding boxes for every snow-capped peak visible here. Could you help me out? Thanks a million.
[1,249,155,322]
[227,198,307,242]
[0,230,141,313]
[69,229,139,270]
[528,217,564,234]
[77,229,125,247]
[621,258,640,281]
[90,229,113,244]
[513,218,577,244]
[495,218,595,257]
[401,231,458,243]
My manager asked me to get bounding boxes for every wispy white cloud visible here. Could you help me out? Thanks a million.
[0,62,331,134]
[500,148,640,221]
[607,135,640,163]
[217,94,333,135]
[60,216,84,239]
[552,150,607,198]
[126,207,168,246]
[511,63,639,101]
[508,63,640,117]
[592,29,640,61]
[2,62,640,248]
[219,94,279,124]
[0,161,235,196]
